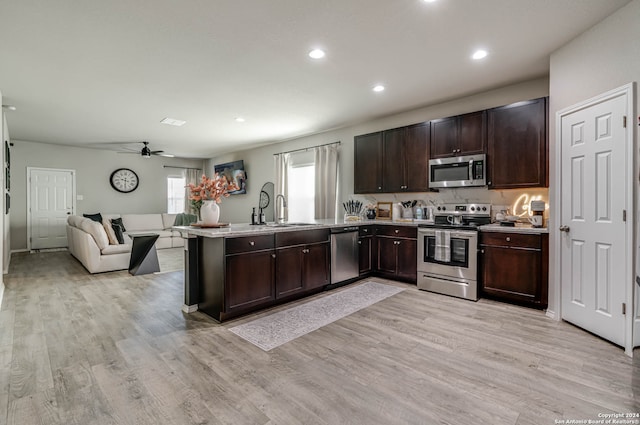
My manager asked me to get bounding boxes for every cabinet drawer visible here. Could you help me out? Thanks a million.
[375,225,417,239]
[275,229,329,247]
[480,232,540,249]
[359,225,374,237]
[225,234,274,255]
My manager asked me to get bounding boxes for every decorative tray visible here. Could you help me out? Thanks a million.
[190,222,230,228]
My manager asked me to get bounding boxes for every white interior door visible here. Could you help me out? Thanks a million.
[29,168,75,249]
[560,91,629,348]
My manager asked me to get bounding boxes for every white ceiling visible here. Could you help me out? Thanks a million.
[0,0,631,158]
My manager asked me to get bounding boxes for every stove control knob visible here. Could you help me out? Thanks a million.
[470,206,475,211]
[442,206,446,211]
[437,206,441,211]
[482,206,487,211]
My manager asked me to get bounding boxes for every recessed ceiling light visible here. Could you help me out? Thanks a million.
[373,85,385,92]
[308,49,326,59]
[160,117,186,126]
[235,117,245,122]
[423,0,437,3]
[472,49,488,60]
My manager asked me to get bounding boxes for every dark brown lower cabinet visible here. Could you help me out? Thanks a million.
[198,229,329,322]
[275,242,329,298]
[374,225,417,283]
[479,232,548,309]
[358,235,373,275]
[226,250,276,312]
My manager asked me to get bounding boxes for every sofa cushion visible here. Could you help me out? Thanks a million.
[162,213,178,229]
[110,217,127,232]
[67,215,84,228]
[83,212,103,223]
[121,214,163,232]
[101,244,132,255]
[78,218,109,250]
[102,218,119,245]
[112,223,125,244]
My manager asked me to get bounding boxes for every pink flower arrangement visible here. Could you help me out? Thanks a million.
[188,173,240,208]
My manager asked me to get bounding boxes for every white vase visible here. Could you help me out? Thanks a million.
[200,200,220,225]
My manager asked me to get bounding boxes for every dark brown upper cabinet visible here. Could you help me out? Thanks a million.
[430,111,486,159]
[354,132,383,193]
[487,97,548,189]
[382,122,430,193]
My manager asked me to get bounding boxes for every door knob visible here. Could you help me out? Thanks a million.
[559,225,570,232]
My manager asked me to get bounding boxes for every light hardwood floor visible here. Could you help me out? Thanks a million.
[0,250,638,425]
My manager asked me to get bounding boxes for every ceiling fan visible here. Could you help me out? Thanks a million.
[117,141,174,158]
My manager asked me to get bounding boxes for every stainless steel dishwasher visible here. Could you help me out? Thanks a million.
[329,226,360,286]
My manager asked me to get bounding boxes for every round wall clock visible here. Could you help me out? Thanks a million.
[110,168,139,193]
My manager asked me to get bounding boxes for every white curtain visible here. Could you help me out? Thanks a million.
[314,144,339,219]
[184,168,202,214]
[274,153,290,221]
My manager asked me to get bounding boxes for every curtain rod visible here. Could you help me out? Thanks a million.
[163,165,203,171]
[273,141,341,156]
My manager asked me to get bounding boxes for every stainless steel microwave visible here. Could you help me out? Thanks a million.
[428,154,486,188]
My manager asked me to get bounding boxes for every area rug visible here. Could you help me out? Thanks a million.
[228,281,404,351]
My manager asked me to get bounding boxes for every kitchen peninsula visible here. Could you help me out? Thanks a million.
[176,219,548,322]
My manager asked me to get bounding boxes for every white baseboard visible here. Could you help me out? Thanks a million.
[545,309,557,320]
[0,282,4,311]
[10,249,29,254]
[182,304,198,314]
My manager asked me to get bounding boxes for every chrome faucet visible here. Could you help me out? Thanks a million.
[276,194,287,223]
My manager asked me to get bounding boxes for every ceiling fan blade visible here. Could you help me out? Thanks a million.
[150,150,164,154]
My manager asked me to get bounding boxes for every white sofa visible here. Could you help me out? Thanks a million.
[67,213,185,273]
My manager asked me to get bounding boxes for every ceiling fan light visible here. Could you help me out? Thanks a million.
[141,146,152,157]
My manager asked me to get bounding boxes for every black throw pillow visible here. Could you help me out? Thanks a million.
[111,217,127,232]
[111,223,125,244]
[83,213,103,223]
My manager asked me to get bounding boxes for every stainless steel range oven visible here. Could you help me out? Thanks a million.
[417,203,491,301]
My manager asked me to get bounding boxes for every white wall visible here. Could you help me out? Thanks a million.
[11,140,204,251]
[0,90,4,309]
[549,0,639,341]
[3,114,9,272]
[207,78,550,224]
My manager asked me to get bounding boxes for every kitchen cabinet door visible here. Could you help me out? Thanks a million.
[431,112,486,159]
[382,127,406,192]
[375,234,417,283]
[459,111,486,155]
[395,238,417,282]
[487,97,547,189]
[376,237,398,275]
[225,251,276,312]
[479,232,548,309]
[430,116,458,158]
[404,122,430,192]
[354,132,383,193]
[358,235,373,275]
[275,246,304,299]
[303,242,329,290]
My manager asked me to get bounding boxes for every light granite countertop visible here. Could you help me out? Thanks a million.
[174,218,549,238]
[173,218,421,238]
[478,223,549,234]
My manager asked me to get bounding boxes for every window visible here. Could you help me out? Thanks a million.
[288,162,315,223]
[167,176,186,213]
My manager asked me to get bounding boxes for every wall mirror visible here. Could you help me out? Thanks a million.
[259,182,274,222]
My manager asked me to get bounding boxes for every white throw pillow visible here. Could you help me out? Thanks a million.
[102,218,119,245]
[79,218,109,250]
